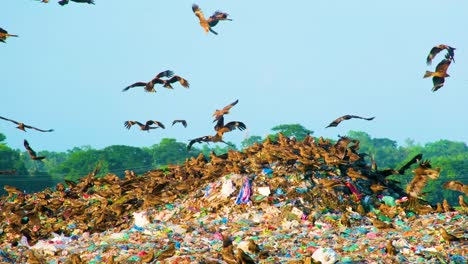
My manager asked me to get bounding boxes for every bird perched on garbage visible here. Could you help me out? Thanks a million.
[386,240,396,256]
[424,53,452,92]
[438,227,466,243]
[443,180,468,196]
[192,4,232,35]
[24,140,46,161]
[248,239,261,254]
[220,234,237,264]
[0,27,18,43]
[426,44,456,65]
[442,199,453,212]
[123,70,175,93]
[140,249,154,263]
[157,242,176,260]
[172,119,187,128]
[58,0,95,6]
[0,116,54,132]
[124,120,165,131]
[237,248,255,264]
[213,99,239,122]
[325,115,375,128]
[66,253,84,264]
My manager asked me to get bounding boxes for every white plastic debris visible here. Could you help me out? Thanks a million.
[221,179,236,197]
[257,186,271,196]
[133,211,150,227]
[312,247,338,264]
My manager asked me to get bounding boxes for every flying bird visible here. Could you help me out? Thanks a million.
[124,120,165,131]
[0,116,54,132]
[187,135,213,150]
[58,0,95,6]
[214,116,246,134]
[157,75,190,90]
[192,4,232,35]
[325,115,375,128]
[172,120,187,128]
[426,44,456,65]
[24,140,46,161]
[0,27,18,43]
[122,70,174,93]
[424,54,452,92]
[443,180,468,196]
[213,99,239,122]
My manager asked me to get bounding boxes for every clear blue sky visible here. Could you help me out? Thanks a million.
[1,0,468,152]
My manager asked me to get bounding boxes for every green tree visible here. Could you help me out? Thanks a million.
[240,135,263,149]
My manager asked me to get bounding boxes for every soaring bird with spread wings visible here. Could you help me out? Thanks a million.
[124,120,165,131]
[172,120,187,128]
[188,116,246,150]
[424,54,452,92]
[0,116,54,132]
[24,140,46,161]
[0,27,18,43]
[426,44,456,65]
[58,0,95,6]
[123,70,173,93]
[443,181,468,196]
[192,4,232,35]
[213,99,239,122]
[326,115,375,128]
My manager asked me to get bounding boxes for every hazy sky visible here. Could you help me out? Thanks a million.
[1,0,468,152]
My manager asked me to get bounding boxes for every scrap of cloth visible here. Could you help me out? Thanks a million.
[236,177,252,204]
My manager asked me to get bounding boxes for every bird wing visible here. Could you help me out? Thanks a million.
[155,70,174,79]
[123,82,147,92]
[431,76,445,92]
[349,115,375,121]
[443,181,465,193]
[214,116,224,131]
[167,76,190,88]
[218,121,246,135]
[172,120,187,127]
[0,116,20,125]
[435,58,452,74]
[0,28,7,34]
[187,135,212,150]
[326,116,346,128]
[426,46,443,65]
[398,153,423,174]
[147,120,165,129]
[124,121,142,129]
[23,124,54,132]
[192,4,210,32]
[23,139,38,157]
[208,11,231,27]
[223,99,239,112]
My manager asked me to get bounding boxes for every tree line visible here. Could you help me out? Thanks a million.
[1,124,467,205]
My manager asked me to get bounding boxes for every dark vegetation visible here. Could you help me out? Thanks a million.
[1,124,467,205]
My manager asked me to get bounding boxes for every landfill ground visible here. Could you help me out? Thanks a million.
[1,135,467,263]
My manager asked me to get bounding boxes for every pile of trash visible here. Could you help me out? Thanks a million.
[1,134,466,263]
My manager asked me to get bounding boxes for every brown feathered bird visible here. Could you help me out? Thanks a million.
[0,116,54,132]
[187,135,213,150]
[325,115,375,128]
[157,75,190,90]
[213,99,239,122]
[192,4,232,35]
[124,120,165,131]
[438,227,466,243]
[24,140,46,161]
[458,195,468,212]
[0,27,18,43]
[172,120,187,127]
[426,44,456,65]
[122,70,174,92]
[424,54,452,92]
[237,248,256,264]
[157,242,176,261]
[443,180,468,196]
[188,116,246,150]
[221,234,237,264]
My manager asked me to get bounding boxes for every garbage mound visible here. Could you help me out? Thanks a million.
[1,134,467,263]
